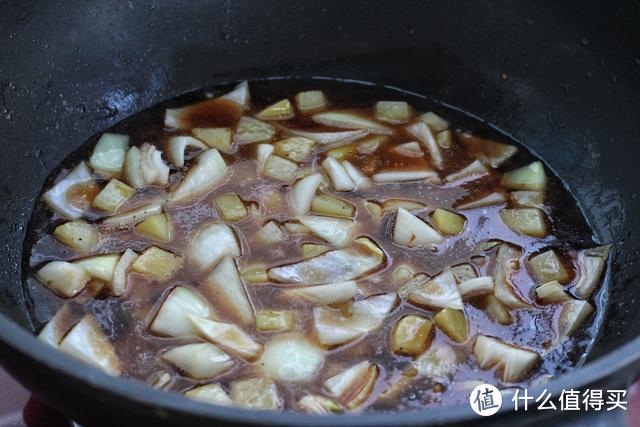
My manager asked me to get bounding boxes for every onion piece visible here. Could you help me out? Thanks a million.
[74,254,120,283]
[341,161,369,189]
[165,136,207,167]
[492,243,530,308]
[221,81,251,109]
[480,294,513,325]
[189,316,263,361]
[53,220,100,252]
[36,261,90,298]
[149,286,213,338]
[256,310,294,332]
[473,335,540,383]
[256,221,287,244]
[455,191,507,210]
[458,133,518,168]
[382,199,427,213]
[573,245,610,299]
[419,111,449,132]
[408,270,463,310]
[124,146,145,189]
[395,141,423,157]
[43,162,94,219]
[298,395,344,414]
[256,99,294,121]
[230,378,282,411]
[322,157,355,191]
[269,238,385,285]
[372,169,440,184]
[204,256,254,326]
[393,207,443,247]
[162,342,234,380]
[171,149,228,202]
[458,276,494,299]
[323,361,379,409]
[510,190,544,209]
[140,143,170,185]
[413,342,458,381]
[185,384,233,406]
[298,215,356,247]
[101,200,164,229]
[406,122,444,169]
[259,334,324,382]
[188,222,241,270]
[38,304,74,348]
[557,299,594,338]
[535,280,571,304]
[313,111,393,135]
[444,160,489,183]
[59,315,122,376]
[256,144,274,173]
[111,249,138,297]
[313,293,398,347]
[290,173,322,216]
[280,125,369,145]
[89,133,129,178]
[287,281,358,305]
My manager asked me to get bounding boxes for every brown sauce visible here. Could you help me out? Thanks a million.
[22,79,605,413]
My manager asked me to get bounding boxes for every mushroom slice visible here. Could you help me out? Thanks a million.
[287,281,358,305]
[268,238,385,285]
[38,304,75,348]
[298,395,344,414]
[185,384,233,406]
[313,293,398,347]
[189,222,240,270]
[280,126,369,145]
[101,200,165,229]
[89,133,129,178]
[393,207,443,247]
[455,192,507,210]
[408,270,463,310]
[230,378,282,411]
[290,173,322,216]
[189,316,262,361]
[171,149,229,202]
[313,111,393,135]
[493,243,531,308]
[256,99,294,121]
[111,249,138,297]
[473,335,540,383]
[36,261,90,298]
[444,160,489,184]
[458,277,494,299]
[501,161,547,191]
[259,334,325,382]
[59,315,122,376]
[557,299,594,338]
[413,342,458,382]
[372,169,440,184]
[162,342,234,380]
[298,215,356,247]
[322,156,355,191]
[573,245,611,299]
[53,220,100,252]
[221,81,251,109]
[166,136,207,167]
[458,133,518,168]
[149,286,213,338]
[43,162,94,219]
[140,143,170,186]
[406,121,444,169]
[235,116,275,144]
[203,256,254,326]
[323,361,379,409]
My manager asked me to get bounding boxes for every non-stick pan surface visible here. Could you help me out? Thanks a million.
[0,1,639,425]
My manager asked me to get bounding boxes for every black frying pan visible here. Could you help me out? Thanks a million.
[0,1,639,425]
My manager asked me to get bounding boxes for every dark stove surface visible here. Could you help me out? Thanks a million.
[1,366,639,427]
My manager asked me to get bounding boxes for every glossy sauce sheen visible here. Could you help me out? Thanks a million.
[23,79,601,412]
